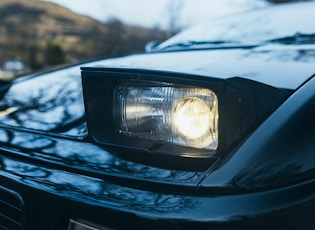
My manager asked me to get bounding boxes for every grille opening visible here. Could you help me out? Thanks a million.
[0,186,24,230]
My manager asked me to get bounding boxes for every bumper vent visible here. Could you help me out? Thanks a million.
[0,186,24,230]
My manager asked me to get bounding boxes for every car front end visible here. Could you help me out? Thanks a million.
[1,1,315,229]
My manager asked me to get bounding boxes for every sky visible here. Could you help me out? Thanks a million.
[45,0,268,29]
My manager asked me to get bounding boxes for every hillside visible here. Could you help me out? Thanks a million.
[0,0,167,73]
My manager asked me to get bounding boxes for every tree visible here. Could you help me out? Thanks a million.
[103,18,125,56]
[45,42,66,67]
[166,0,184,37]
[28,45,42,71]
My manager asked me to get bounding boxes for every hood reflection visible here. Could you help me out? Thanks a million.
[0,66,85,137]
[1,156,200,214]
[0,129,204,186]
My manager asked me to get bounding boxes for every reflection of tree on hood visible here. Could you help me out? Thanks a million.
[0,70,85,135]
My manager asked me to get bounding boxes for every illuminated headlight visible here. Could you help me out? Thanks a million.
[114,86,218,150]
[82,68,289,161]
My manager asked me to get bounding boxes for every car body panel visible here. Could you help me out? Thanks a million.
[2,152,315,229]
[89,44,315,90]
[0,127,205,188]
[0,66,85,137]
[201,74,315,191]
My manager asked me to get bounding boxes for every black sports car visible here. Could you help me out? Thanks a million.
[1,1,315,229]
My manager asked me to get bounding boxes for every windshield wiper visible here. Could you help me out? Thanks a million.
[158,40,244,51]
[270,33,315,45]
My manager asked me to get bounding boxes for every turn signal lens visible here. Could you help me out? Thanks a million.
[114,85,218,150]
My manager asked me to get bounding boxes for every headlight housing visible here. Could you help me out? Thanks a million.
[114,85,219,150]
[81,67,289,161]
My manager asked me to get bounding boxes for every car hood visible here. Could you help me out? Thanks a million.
[88,44,315,90]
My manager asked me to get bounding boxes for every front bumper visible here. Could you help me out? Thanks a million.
[1,153,315,230]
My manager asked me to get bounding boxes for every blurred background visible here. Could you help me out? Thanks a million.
[0,0,311,80]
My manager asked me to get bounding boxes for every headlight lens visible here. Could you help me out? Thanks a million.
[114,85,218,150]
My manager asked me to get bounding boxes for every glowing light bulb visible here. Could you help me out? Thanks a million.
[173,98,211,139]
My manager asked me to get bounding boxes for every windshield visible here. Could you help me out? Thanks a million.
[157,2,315,50]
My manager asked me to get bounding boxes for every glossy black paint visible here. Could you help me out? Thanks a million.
[0,72,314,229]
[201,75,315,191]
[1,137,315,229]
[1,2,315,228]
[0,129,206,189]
[86,44,315,90]
[0,66,85,137]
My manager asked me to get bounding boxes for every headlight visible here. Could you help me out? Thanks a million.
[114,86,218,150]
[81,67,289,162]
